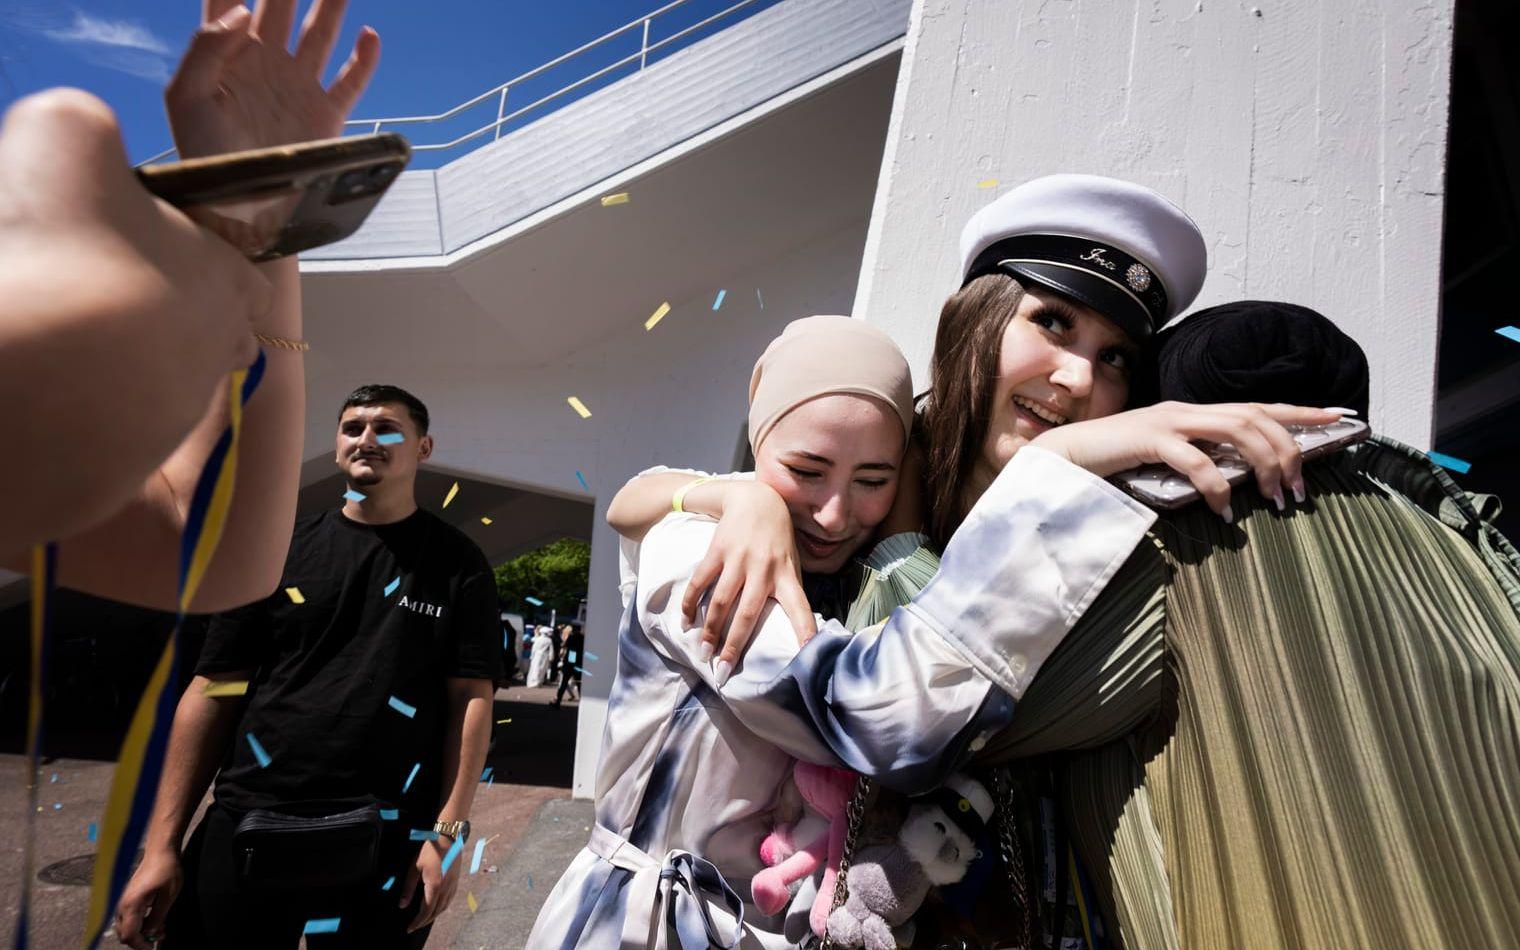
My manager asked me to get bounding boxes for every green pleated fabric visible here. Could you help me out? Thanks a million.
[848,437,1520,949]
[1111,439,1520,949]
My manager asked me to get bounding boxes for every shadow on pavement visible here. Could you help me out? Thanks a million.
[484,688,580,789]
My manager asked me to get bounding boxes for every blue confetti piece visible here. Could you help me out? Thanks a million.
[481,766,494,782]
[303,918,341,935]
[402,762,421,793]
[712,289,726,310]
[1496,325,1520,343]
[470,837,488,873]
[246,733,272,768]
[388,696,417,718]
[343,489,366,503]
[50,773,58,784]
[377,432,406,445]
[87,822,98,842]
[53,803,62,810]
[585,652,599,662]
[756,288,764,309]
[575,666,588,677]
[439,833,466,874]
[410,829,440,841]
[381,875,396,891]
[576,470,589,492]
[527,874,533,889]
[524,596,544,606]
[384,576,400,597]
[503,629,511,649]
[1427,451,1472,474]
[567,651,577,664]
[379,809,398,820]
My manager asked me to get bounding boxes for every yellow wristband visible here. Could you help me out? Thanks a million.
[672,476,718,514]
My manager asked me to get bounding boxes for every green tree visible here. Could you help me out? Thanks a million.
[493,537,590,619]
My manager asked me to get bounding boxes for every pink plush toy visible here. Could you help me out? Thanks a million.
[752,761,858,936]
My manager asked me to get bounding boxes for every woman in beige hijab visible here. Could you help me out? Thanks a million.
[528,314,922,948]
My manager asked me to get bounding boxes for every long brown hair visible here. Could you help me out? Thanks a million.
[918,273,1027,548]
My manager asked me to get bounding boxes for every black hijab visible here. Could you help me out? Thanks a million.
[1153,300,1370,416]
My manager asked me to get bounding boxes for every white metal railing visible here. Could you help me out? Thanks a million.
[137,0,766,166]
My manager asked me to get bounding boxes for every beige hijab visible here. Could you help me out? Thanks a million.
[747,315,915,454]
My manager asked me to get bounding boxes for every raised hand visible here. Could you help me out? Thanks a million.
[680,481,818,683]
[166,0,381,160]
[1031,401,1345,520]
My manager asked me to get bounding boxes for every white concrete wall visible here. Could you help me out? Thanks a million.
[353,223,874,796]
[854,0,1454,448]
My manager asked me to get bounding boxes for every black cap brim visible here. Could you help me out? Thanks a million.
[1000,261,1154,342]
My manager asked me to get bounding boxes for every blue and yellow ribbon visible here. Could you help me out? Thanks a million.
[12,544,57,950]
[25,352,268,950]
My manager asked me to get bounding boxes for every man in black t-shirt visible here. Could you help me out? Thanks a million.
[115,385,500,950]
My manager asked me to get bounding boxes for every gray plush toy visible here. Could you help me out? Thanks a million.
[825,773,995,950]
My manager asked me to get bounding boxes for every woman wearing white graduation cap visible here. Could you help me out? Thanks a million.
[528,176,1335,949]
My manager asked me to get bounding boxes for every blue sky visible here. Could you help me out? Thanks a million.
[0,0,780,168]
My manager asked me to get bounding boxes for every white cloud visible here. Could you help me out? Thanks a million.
[42,10,171,55]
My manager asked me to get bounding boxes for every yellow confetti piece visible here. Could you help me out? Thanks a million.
[203,680,250,697]
[600,192,630,206]
[285,587,305,604]
[978,178,1000,188]
[480,516,493,525]
[443,482,460,508]
[467,892,479,913]
[644,302,671,331]
[566,396,592,419]
[496,718,512,724]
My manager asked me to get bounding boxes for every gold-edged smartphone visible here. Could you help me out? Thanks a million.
[136,133,410,261]
[1111,417,1371,510]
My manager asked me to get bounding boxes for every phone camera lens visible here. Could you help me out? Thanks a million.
[330,164,399,206]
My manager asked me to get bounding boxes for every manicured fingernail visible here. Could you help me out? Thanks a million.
[1293,478,1306,504]
[1221,504,1234,524]
[715,659,732,687]
[697,641,714,664]
[1273,490,1285,512]
[1322,407,1358,416]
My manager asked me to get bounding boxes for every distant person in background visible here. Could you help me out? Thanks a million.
[525,623,556,688]
[551,624,584,707]
[497,600,520,684]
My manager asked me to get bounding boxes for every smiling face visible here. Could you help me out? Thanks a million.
[334,402,432,489]
[973,283,1138,486]
[752,394,904,575]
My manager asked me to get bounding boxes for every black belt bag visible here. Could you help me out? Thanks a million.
[231,803,384,889]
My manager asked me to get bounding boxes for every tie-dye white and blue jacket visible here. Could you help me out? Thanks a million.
[526,446,1155,949]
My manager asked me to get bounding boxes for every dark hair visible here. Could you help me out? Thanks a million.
[339,384,430,434]
[918,274,1026,549]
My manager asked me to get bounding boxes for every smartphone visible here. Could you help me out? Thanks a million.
[1111,417,1371,510]
[136,133,410,261]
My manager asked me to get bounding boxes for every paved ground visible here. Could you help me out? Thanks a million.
[0,684,586,950]
[452,797,596,949]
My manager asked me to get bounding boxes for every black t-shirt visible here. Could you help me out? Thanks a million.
[198,508,501,818]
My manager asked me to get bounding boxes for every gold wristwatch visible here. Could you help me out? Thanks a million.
[433,819,470,841]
